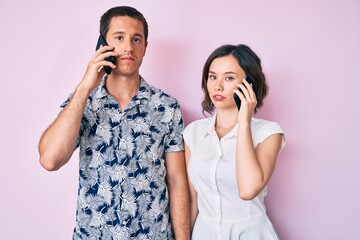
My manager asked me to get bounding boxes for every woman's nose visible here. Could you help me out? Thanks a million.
[214,80,223,91]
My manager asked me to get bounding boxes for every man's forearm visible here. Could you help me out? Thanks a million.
[169,179,191,239]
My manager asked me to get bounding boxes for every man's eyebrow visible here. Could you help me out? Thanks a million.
[133,33,144,38]
[112,31,124,35]
[112,31,144,38]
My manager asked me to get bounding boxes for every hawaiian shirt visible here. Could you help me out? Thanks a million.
[61,76,184,240]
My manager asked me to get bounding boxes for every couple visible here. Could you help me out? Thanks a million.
[38,6,285,240]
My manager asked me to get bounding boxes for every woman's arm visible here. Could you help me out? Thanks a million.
[235,79,283,200]
[235,125,283,200]
[185,143,199,231]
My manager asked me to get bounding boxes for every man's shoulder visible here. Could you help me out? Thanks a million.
[146,83,180,106]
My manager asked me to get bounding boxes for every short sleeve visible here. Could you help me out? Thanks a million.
[183,121,194,149]
[252,120,285,151]
[164,102,184,153]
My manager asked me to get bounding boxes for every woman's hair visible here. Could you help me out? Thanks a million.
[100,6,149,42]
[201,44,268,115]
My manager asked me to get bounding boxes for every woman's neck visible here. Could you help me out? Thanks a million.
[215,109,238,139]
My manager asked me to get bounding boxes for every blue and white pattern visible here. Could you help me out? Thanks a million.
[61,76,184,239]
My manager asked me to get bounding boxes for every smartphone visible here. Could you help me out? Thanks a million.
[95,35,116,75]
[233,75,258,110]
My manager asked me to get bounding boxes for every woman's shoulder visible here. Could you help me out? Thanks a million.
[185,118,212,129]
[251,117,283,133]
[251,117,285,148]
[183,117,213,140]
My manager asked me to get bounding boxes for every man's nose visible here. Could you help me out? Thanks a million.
[123,39,134,54]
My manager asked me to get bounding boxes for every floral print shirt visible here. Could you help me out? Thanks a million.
[61,76,184,240]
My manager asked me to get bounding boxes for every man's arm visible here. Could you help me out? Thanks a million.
[38,86,91,171]
[38,45,116,171]
[166,151,190,240]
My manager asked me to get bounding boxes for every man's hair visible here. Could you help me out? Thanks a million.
[201,44,268,115]
[100,6,149,42]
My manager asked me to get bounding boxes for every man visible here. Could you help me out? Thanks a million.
[38,6,190,239]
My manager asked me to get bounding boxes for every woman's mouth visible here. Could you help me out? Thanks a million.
[213,94,225,101]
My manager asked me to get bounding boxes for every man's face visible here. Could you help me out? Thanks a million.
[106,16,147,77]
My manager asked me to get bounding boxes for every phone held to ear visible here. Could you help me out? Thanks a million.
[233,75,258,110]
[95,35,116,75]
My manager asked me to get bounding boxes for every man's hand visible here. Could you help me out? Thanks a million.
[78,45,117,92]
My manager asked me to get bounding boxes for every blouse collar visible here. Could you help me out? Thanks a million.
[204,112,238,139]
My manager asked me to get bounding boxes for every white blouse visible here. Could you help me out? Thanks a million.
[183,116,285,240]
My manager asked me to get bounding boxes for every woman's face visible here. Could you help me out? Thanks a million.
[207,55,246,110]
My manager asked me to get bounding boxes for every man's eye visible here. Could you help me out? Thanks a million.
[116,36,124,40]
[133,38,141,43]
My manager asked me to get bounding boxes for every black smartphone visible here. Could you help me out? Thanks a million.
[95,35,116,75]
[233,75,258,110]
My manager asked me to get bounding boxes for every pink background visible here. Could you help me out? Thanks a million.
[1,0,359,239]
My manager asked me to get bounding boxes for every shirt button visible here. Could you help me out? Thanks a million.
[121,194,125,198]
[122,220,126,225]
[120,166,124,170]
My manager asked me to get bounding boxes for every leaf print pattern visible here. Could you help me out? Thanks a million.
[97,181,112,205]
[62,77,184,239]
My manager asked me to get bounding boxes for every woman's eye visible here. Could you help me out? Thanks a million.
[209,75,216,80]
[225,76,234,81]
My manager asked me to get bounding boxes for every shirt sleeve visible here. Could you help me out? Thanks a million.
[164,102,185,153]
[183,121,193,149]
[253,121,286,151]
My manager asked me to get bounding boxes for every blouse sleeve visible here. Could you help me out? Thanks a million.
[183,122,193,148]
[253,121,286,151]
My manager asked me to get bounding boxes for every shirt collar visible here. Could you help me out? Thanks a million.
[226,123,238,139]
[204,113,217,137]
[204,112,238,139]
[94,75,108,99]
[94,75,151,101]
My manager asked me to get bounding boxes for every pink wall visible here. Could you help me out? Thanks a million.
[1,0,359,239]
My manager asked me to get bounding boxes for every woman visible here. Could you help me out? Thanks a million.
[184,44,285,239]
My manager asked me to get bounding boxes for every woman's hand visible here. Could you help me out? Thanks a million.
[233,78,257,124]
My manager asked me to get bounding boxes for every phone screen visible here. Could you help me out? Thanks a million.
[95,35,116,75]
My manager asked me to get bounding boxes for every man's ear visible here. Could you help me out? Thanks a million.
[144,41,148,56]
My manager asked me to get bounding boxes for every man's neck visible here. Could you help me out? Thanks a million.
[105,73,141,111]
